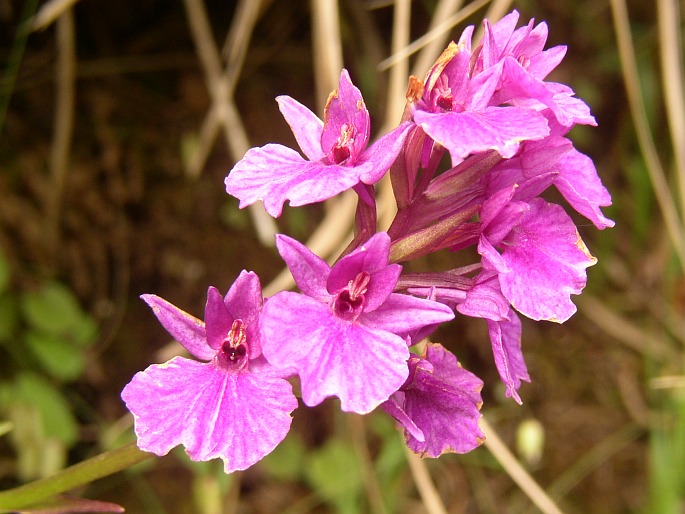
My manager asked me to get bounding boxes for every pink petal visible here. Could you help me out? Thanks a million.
[356,122,414,184]
[498,199,597,322]
[204,286,231,351]
[122,357,297,473]
[486,311,530,403]
[275,234,330,301]
[224,271,264,358]
[414,107,549,163]
[321,69,370,160]
[360,293,454,334]
[402,344,485,456]
[140,294,213,361]
[261,292,409,413]
[553,148,615,229]
[276,96,324,161]
[225,144,361,217]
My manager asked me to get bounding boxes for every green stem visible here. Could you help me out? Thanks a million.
[0,443,154,509]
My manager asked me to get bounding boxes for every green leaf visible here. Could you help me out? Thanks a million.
[260,433,305,481]
[0,247,9,294]
[0,293,19,342]
[4,373,79,446]
[25,331,86,381]
[21,282,97,346]
[304,439,362,514]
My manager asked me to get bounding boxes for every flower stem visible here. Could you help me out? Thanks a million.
[0,443,153,509]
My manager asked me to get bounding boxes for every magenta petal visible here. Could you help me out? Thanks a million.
[381,393,425,442]
[225,144,361,217]
[401,344,485,456]
[486,311,530,404]
[498,199,597,322]
[276,96,324,161]
[355,122,413,184]
[140,294,213,361]
[360,293,454,334]
[414,107,549,163]
[321,69,370,160]
[224,271,262,327]
[224,271,263,358]
[553,148,615,229]
[121,357,297,473]
[261,292,409,413]
[327,233,400,311]
[204,286,231,351]
[275,234,330,301]
[457,271,510,321]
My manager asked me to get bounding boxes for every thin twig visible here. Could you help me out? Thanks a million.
[378,0,490,72]
[46,8,75,261]
[412,0,464,78]
[311,0,344,109]
[480,417,566,514]
[182,0,277,246]
[403,444,448,514]
[349,415,388,514]
[30,0,80,31]
[610,0,685,270]
[0,0,39,135]
[474,0,513,44]
[657,0,685,226]
[576,294,677,362]
[263,191,357,296]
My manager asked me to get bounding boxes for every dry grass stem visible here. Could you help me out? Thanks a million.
[349,415,388,514]
[46,8,75,259]
[610,0,685,269]
[473,0,513,43]
[263,191,357,297]
[183,0,277,245]
[378,0,490,72]
[546,423,643,502]
[403,445,448,514]
[411,0,464,78]
[577,294,677,362]
[650,375,685,389]
[30,0,80,31]
[480,417,566,514]
[311,0,344,109]
[657,0,685,224]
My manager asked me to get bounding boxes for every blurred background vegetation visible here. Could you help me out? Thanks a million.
[0,0,683,512]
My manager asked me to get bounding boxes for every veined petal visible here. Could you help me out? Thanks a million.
[401,344,485,456]
[140,294,213,361]
[321,69,370,160]
[553,149,614,229]
[275,235,330,301]
[204,286,232,351]
[381,393,425,442]
[356,122,413,184]
[486,312,529,404]
[414,107,549,164]
[276,96,324,161]
[224,271,264,358]
[121,357,297,473]
[225,144,361,217]
[261,292,409,414]
[360,293,454,334]
[457,271,510,321]
[498,199,597,322]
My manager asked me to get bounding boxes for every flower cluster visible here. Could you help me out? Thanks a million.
[122,11,612,472]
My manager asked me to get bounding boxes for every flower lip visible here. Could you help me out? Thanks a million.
[328,123,356,164]
[216,319,249,371]
[332,272,370,321]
